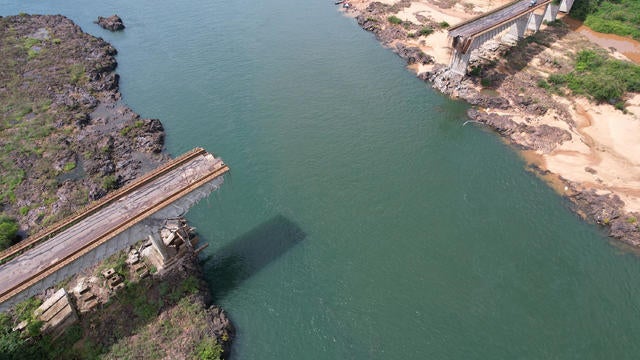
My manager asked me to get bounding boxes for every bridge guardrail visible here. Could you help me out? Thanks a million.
[0,148,209,264]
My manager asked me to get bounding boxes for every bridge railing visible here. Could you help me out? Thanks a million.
[0,158,229,304]
[448,0,522,33]
[0,148,211,264]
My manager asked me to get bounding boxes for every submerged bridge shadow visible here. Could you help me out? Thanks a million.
[201,215,306,302]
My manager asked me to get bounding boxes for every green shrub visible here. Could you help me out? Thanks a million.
[570,0,599,20]
[480,77,492,87]
[23,37,40,50]
[547,73,566,85]
[387,15,402,25]
[27,48,39,60]
[439,21,450,28]
[469,66,482,76]
[102,175,117,190]
[537,78,550,89]
[549,50,640,104]
[15,297,42,322]
[25,320,43,337]
[195,338,223,360]
[63,161,76,172]
[419,27,434,36]
[68,63,86,84]
[544,19,563,27]
[0,216,19,250]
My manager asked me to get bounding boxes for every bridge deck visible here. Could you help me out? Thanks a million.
[449,0,551,39]
[0,148,228,304]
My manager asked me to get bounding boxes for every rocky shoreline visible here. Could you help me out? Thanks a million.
[0,14,168,236]
[0,14,233,358]
[344,1,640,247]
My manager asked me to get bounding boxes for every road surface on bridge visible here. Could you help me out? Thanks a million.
[0,148,228,304]
[449,0,551,39]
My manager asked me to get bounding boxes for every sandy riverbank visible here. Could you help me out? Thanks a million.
[340,0,640,244]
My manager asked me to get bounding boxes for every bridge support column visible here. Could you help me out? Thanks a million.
[449,46,475,75]
[543,4,559,22]
[527,12,544,32]
[449,33,485,75]
[507,15,529,41]
[560,0,574,13]
[148,233,170,261]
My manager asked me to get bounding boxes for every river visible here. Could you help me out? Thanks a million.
[3,0,640,358]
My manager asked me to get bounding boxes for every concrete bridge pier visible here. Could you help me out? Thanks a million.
[527,11,544,32]
[560,0,574,13]
[503,15,530,43]
[449,35,485,75]
[543,3,559,22]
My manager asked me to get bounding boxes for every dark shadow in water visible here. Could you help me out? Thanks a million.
[201,215,306,302]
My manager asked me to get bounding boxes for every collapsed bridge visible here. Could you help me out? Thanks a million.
[448,0,575,74]
[0,148,229,311]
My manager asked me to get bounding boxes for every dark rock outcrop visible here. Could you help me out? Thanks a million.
[95,15,125,31]
[395,43,434,65]
[567,188,640,246]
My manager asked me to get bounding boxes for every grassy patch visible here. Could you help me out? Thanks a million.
[387,15,402,25]
[68,63,86,85]
[102,175,118,190]
[195,337,224,360]
[537,78,551,89]
[63,161,76,172]
[545,49,640,105]
[419,27,434,36]
[585,15,640,40]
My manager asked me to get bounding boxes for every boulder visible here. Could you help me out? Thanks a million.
[95,15,125,31]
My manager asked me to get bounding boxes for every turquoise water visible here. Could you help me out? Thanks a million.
[3,0,640,358]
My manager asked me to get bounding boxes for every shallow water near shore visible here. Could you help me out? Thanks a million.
[4,0,640,358]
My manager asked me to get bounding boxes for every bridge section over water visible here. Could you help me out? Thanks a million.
[447,0,575,74]
[0,148,229,311]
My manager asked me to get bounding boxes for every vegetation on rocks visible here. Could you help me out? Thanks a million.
[0,255,229,360]
[0,216,19,250]
[0,15,166,238]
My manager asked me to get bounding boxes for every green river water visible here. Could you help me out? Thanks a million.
[3,0,640,358]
